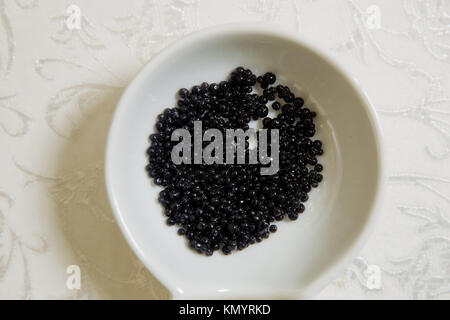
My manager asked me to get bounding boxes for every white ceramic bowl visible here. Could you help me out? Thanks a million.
[105,24,385,299]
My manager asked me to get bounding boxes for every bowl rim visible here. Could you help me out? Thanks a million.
[104,23,386,299]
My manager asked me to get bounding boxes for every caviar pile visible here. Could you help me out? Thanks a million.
[146,67,323,256]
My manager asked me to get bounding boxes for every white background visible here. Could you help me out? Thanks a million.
[0,0,449,299]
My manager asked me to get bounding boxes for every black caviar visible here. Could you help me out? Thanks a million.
[146,67,323,256]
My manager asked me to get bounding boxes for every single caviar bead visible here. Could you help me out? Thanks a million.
[263,72,276,85]
[272,101,281,110]
[293,97,304,108]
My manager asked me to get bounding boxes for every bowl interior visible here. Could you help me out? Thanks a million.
[106,27,382,299]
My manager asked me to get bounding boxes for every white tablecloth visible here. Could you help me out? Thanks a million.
[0,0,449,299]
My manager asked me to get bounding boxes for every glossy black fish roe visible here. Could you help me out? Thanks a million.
[146,67,324,256]
[272,101,281,111]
